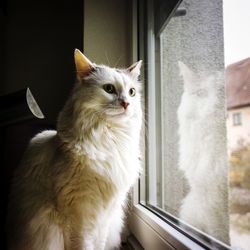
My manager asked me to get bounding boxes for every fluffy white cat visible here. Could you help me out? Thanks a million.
[177,62,230,244]
[7,49,142,250]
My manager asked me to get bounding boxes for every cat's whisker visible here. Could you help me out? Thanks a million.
[114,54,123,68]
[105,51,111,66]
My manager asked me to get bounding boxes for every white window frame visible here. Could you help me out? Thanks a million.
[128,1,232,249]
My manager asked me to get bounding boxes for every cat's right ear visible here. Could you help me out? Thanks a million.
[74,49,94,78]
[127,60,143,79]
[178,61,195,81]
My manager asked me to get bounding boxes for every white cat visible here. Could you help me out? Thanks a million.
[7,49,142,250]
[177,62,230,244]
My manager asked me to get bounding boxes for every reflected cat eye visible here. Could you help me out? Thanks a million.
[129,88,136,97]
[103,84,116,94]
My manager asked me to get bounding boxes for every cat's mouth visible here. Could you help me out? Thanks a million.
[105,107,130,118]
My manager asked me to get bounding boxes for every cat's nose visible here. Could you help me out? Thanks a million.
[119,99,130,109]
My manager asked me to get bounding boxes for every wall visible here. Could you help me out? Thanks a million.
[1,0,83,124]
[1,1,83,248]
[84,0,132,67]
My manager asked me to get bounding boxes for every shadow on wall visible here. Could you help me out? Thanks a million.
[0,88,54,250]
[1,0,83,249]
[1,0,83,124]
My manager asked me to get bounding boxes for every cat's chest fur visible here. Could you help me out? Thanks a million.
[54,122,140,212]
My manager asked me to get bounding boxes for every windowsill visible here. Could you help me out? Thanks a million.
[128,204,208,250]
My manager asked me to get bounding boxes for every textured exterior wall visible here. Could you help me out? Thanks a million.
[160,0,225,214]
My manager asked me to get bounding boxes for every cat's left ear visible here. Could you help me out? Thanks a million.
[127,60,143,79]
[74,49,94,78]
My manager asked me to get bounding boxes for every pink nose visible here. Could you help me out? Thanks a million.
[120,100,130,109]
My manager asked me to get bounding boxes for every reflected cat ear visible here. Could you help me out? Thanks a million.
[74,49,94,78]
[127,60,143,79]
[178,61,195,81]
[178,61,201,92]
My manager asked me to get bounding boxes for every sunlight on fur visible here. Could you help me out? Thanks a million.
[6,49,142,250]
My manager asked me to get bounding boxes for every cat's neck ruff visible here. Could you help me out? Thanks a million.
[57,116,140,191]
[58,111,140,160]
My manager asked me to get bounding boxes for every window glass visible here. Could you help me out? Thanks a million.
[140,0,250,249]
[232,113,242,126]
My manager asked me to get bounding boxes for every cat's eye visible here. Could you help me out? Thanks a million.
[129,88,136,97]
[103,84,116,94]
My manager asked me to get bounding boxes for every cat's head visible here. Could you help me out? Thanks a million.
[59,49,142,131]
[178,61,225,118]
[179,61,220,97]
[178,61,224,101]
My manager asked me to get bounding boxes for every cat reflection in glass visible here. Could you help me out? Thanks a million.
[7,49,142,250]
[178,62,230,244]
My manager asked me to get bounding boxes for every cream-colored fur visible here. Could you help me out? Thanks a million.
[177,62,230,244]
[7,50,142,250]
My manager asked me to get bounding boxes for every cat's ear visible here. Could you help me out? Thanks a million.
[74,49,94,78]
[178,61,201,92]
[127,60,143,79]
[178,61,195,81]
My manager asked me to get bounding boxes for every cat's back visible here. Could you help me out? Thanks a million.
[31,129,57,143]
[29,130,57,153]
[9,130,57,203]
[7,130,58,237]
[21,130,57,167]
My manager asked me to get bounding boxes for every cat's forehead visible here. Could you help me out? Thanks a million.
[90,66,135,88]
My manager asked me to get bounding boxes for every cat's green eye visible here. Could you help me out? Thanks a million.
[129,88,136,97]
[103,84,116,94]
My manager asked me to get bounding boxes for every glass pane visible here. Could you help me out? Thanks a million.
[141,0,250,248]
[225,0,250,247]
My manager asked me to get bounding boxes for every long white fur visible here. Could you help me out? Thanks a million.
[177,62,230,244]
[7,56,142,250]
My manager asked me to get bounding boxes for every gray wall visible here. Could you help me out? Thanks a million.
[1,3,83,248]
[84,0,132,67]
[1,0,83,124]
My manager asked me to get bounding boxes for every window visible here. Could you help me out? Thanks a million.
[129,0,250,250]
[232,113,242,126]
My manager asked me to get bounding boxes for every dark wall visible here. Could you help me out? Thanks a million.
[1,0,83,124]
[1,1,83,249]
